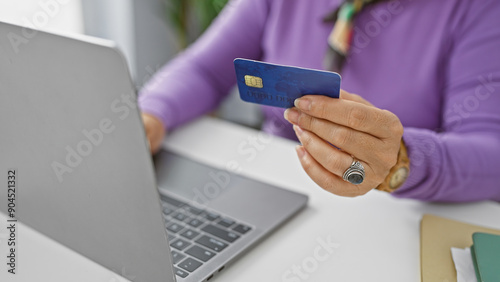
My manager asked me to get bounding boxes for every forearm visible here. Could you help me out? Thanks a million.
[393,128,500,202]
[138,58,230,130]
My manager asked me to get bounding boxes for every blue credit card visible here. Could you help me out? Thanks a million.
[234,58,341,108]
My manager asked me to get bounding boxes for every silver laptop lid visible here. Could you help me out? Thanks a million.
[0,22,175,282]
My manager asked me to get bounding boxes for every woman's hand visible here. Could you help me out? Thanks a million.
[141,113,167,154]
[284,90,404,197]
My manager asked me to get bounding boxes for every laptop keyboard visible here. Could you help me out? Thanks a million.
[160,194,253,279]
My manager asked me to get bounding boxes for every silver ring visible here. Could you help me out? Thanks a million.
[343,159,365,185]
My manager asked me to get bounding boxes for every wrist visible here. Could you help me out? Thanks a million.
[375,139,410,193]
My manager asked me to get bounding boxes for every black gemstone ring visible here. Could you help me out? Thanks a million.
[342,160,365,185]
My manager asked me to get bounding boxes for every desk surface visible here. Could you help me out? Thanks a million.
[1,117,500,282]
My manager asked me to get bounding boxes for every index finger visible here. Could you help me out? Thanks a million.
[294,95,398,139]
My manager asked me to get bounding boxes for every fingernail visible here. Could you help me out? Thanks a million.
[295,98,311,111]
[284,108,300,124]
[296,145,305,158]
[293,125,304,136]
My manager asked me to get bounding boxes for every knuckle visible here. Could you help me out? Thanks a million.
[319,175,337,193]
[390,121,404,137]
[373,111,385,125]
[314,98,329,117]
[309,117,322,132]
[383,110,404,136]
[302,161,312,172]
[301,134,312,147]
[356,134,371,149]
[301,132,314,147]
[347,106,368,129]
[333,127,351,148]
[297,113,312,129]
[324,153,343,174]
[395,123,404,137]
[300,154,313,171]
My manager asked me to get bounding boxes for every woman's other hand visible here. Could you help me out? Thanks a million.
[141,113,167,154]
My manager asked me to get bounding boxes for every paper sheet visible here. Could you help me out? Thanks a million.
[451,247,478,282]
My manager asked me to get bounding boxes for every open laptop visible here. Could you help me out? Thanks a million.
[0,21,307,281]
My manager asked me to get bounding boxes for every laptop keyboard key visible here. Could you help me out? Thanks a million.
[163,207,174,215]
[167,223,184,233]
[180,229,200,240]
[186,245,216,262]
[162,196,186,207]
[202,224,240,243]
[173,213,189,222]
[202,211,220,221]
[174,267,189,278]
[233,224,252,234]
[170,239,191,251]
[178,258,202,273]
[217,218,235,228]
[171,251,185,264]
[167,234,176,241]
[187,218,203,228]
[185,205,204,215]
[195,235,228,252]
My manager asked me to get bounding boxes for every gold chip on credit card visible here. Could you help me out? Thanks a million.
[234,58,341,108]
[244,75,263,88]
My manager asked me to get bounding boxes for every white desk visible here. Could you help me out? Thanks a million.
[1,116,500,282]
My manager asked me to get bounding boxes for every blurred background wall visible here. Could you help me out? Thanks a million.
[83,0,179,89]
[0,0,262,128]
[0,0,83,33]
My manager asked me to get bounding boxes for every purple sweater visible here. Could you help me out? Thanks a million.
[139,0,500,202]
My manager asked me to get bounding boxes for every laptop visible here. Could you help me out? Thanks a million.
[0,21,308,281]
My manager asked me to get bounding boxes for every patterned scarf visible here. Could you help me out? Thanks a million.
[324,0,386,72]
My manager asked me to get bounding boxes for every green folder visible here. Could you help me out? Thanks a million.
[471,232,500,282]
